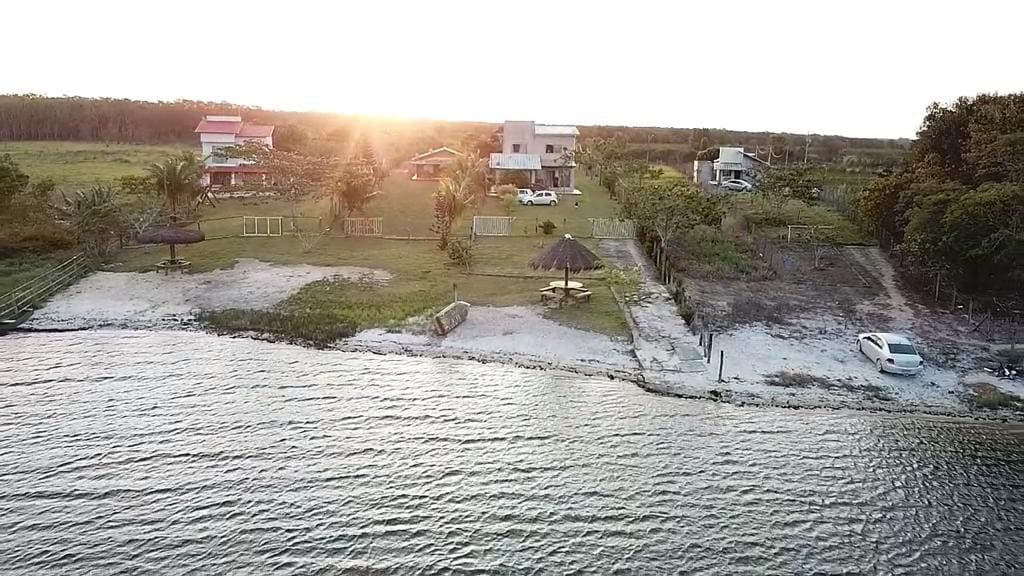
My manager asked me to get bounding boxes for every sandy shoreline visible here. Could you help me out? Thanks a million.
[24,258,1024,422]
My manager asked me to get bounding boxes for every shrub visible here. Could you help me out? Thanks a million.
[446,238,474,271]
[499,170,531,188]
[600,266,642,295]
[501,193,518,215]
[494,184,518,196]
[539,220,557,235]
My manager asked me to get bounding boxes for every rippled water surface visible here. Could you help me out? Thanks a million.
[2,330,1024,574]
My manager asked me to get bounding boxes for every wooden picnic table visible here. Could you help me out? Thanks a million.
[548,280,584,291]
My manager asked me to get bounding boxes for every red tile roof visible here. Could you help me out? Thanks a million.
[194,120,242,134]
[194,119,274,137]
[237,123,274,138]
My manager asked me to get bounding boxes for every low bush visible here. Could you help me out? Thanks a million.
[199,309,357,348]
[671,225,766,280]
[540,220,557,235]
[447,239,474,271]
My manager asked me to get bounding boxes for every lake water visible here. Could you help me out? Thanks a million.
[2,330,1023,574]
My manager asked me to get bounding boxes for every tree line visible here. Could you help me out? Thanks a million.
[0,95,908,171]
[856,93,1023,295]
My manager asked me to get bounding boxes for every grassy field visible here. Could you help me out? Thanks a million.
[2,142,630,337]
[471,174,622,237]
[114,234,628,338]
[195,172,622,240]
[0,141,189,190]
[112,172,629,338]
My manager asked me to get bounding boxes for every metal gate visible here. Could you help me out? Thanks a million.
[342,217,383,236]
[590,218,636,238]
[242,216,283,237]
[472,216,515,236]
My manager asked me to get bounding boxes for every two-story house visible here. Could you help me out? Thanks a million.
[194,115,275,187]
[489,121,578,191]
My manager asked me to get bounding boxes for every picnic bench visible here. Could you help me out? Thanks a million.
[539,282,592,306]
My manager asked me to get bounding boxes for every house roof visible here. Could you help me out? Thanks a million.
[194,117,274,137]
[409,146,462,163]
[535,125,579,136]
[489,153,541,171]
[237,124,275,138]
[194,120,242,134]
[715,146,768,168]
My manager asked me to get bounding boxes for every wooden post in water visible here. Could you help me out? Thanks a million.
[707,333,714,363]
[718,351,724,383]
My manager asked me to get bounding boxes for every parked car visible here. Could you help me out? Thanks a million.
[516,188,533,203]
[721,179,753,192]
[857,332,924,375]
[523,190,558,206]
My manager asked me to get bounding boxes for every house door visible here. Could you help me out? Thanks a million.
[552,170,560,188]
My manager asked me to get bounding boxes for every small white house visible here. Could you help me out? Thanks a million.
[712,146,767,183]
[489,121,578,191]
[194,115,275,187]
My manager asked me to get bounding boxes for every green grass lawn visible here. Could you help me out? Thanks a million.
[191,172,621,240]
[0,141,189,190]
[728,194,869,244]
[112,234,628,338]
[470,174,622,237]
[0,256,63,295]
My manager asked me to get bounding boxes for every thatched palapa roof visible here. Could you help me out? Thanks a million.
[529,234,601,273]
[137,227,205,245]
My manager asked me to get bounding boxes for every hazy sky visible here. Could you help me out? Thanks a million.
[3,0,1021,138]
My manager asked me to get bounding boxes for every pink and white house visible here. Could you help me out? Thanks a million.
[194,115,275,187]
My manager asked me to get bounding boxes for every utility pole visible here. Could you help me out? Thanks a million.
[804,133,811,165]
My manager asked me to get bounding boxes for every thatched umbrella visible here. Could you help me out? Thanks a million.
[529,234,601,288]
[138,226,205,262]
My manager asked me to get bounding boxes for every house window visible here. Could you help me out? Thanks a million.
[210,145,229,164]
[545,144,555,153]
[512,144,521,153]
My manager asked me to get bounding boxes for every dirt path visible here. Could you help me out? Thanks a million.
[845,246,916,331]
[597,240,706,376]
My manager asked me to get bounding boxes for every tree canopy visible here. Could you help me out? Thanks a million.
[856,93,1024,292]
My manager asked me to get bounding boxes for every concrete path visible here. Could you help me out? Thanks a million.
[597,240,707,377]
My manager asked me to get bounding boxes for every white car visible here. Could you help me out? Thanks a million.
[721,179,753,192]
[857,332,924,375]
[516,188,533,203]
[523,190,558,206]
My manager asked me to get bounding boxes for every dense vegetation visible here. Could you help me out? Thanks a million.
[856,94,1023,294]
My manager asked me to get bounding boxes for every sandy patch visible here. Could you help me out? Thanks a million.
[350,306,638,374]
[31,258,389,329]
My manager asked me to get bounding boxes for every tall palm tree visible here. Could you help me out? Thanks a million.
[145,152,203,263]
[146,152,203,222]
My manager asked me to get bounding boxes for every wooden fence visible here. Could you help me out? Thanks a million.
[242,216,283,237]
[590,218,636,238]
[472,216,515,237]
[0,254,90,321]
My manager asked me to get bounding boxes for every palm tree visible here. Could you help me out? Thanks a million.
[55,185,123,257]
[146,152,203,222]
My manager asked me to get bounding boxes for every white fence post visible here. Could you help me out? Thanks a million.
[472,216,515,236]
[589,218,636,238]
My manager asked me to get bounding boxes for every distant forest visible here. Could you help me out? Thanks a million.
[0,94,909,170]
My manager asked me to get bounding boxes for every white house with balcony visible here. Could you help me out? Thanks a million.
[489,121,578,192]
[194,115,275,187]
[711,146,767,184]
